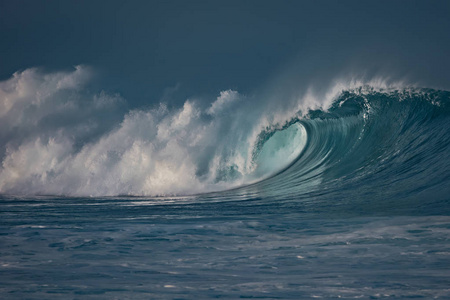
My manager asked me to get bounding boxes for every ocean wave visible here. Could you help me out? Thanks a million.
[0,67,449,199]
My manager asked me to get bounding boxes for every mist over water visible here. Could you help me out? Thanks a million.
[3,66,446,199]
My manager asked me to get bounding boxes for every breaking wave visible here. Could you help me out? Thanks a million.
[0,66,449,200]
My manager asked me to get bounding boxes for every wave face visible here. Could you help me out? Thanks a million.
[215,88,450,214]
[0,67,449,203]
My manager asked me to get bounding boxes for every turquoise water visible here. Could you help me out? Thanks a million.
[1,88,450,298]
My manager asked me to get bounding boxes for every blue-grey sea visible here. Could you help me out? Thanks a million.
[1,196,450,299]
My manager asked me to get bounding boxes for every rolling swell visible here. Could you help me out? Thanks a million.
[226,88,450,213]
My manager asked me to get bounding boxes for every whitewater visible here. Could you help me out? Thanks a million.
[1,67,450,299]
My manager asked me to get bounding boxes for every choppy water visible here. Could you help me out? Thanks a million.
[1,87,450,298]
[2,197,450,299]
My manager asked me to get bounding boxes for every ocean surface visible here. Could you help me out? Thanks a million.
[1,87,450,299]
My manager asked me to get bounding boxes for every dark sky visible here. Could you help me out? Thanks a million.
[1,0,450,107]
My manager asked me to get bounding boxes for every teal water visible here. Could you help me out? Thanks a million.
[1,88,450,298]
